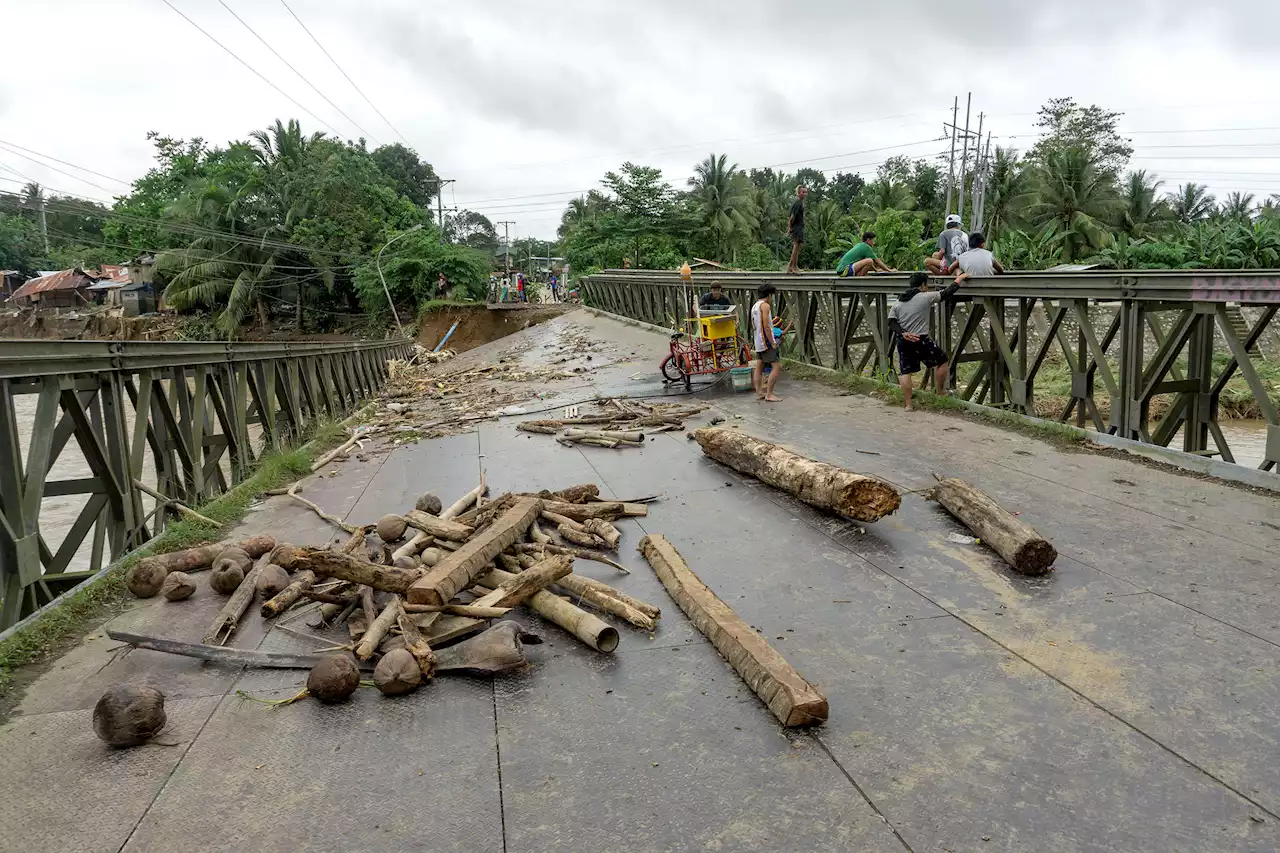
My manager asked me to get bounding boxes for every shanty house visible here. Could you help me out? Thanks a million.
[8,268,99,310]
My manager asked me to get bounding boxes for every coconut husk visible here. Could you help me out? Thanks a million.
[256,565,290,599]
[210,564,244,595]
[160,571,197,601]
[93,684,167,747]
[307,653,361,703]
[376,515,408,543]
[373,648,423,695]
[414,493,443,515]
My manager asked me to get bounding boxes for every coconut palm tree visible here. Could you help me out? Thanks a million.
[249,119,325,171]
[857,177,914,221]
[1117,170,1166,238]
[982,148,1035,243]
[688,153,756,260]
[1026,146,1119,262]
[1166,183,1217,224]
[1222,191,1257,222]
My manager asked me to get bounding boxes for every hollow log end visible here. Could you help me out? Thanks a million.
[596,626,620,653]
[1014,540,1058,576]
[834,481,902,523]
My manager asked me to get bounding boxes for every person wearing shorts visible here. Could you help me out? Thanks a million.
[751,283,782,402]
[786,186,807,274]
[888,272,961,411]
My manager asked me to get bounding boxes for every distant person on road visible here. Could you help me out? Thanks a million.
[549,274,559,302]
[836,232,896,277]
[950,232,1004,282]
[889,272,961,412]
[699,281,733,310]
[751,283,783,402]
[501,275,510,302]
[786,186,808,274]
[926,214,969,276]
[516,273,526,303]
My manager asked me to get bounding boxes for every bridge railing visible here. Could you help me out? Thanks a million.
[582,269,1279,475]
[0,337,413,629]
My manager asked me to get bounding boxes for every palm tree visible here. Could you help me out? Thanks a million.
[1026,146,1119,262]
[805,199,842,258]
[1222,191,1257,222]
[1117,170,1165,238]
[1166,183,1217,224]
[688,154,756,260]
[248,119,325,170]
[857,178,914,221]
[982,148,1035,243]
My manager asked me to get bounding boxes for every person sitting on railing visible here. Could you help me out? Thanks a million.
[889,272,962,412]
[926,213,969,276]
[835,231,896,277]
[949,232,1004,283]
[698,281,734,311]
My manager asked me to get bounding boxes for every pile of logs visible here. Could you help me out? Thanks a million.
[517,398,707,448]
[117,478,662,704]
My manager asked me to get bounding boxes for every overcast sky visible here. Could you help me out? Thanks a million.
[4,0,1280,240]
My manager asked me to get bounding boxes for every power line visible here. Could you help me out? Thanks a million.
[159,0,342,137]
[0,142,117,194]
[0,139,130,186]
[215,0,378,142]
[277,0,409,145]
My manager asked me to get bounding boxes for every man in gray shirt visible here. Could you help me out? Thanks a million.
[888,272,961,411]
[950,232,1005,280]
[926,213,968,276]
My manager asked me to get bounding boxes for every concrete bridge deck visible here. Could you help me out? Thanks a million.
[2,309,1277,853]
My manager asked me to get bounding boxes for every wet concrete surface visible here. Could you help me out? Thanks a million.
[2,309,1278,852]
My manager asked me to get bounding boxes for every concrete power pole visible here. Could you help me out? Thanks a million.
[37,192,49,254]
[974,133,992,235]
[497,221,515,279]
[968,112,985,230]
[944,96,959,216]
[956,96,973,226]
[436,179,455,245]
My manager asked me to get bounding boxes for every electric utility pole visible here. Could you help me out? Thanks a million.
[435,178,455,244]
[974,133,992,235]
[497,221,515,279]
[944,96,959,216]
[968,112,984,229]
[957,97,974,223]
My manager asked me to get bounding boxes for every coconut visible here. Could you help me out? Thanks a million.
[376,514,408,543]
[126,559,169,599]
[307,653,361,703]
[392,555,418,570]
[373,649,422,695]
[215,546,251,570]
[160,571,197,601]
[256,564,290,598]
[414,492,443,515]
[210,563,244,594]
[93,684,167,747]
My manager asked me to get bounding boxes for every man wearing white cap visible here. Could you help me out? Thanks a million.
[925,214,968,276]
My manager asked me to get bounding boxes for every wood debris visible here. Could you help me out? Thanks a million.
[517,397,708,449]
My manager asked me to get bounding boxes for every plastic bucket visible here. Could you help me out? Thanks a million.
[729,366,754,392]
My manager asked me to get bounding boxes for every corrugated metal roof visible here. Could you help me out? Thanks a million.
[10,269,95,300]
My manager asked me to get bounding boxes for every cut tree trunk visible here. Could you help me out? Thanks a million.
[510,541,629,573]
[534,500,647,521]
[483,567,618,653]
[554,574,659,631]
[203,552,273,645]
[408,498,542,606]
[403,510,474,542]
[931,477,1057,575]
[291,548,423,593]
[474,554,573,609]
[639,534,828,727]
[402,603,511,619]
[260,570,317,618]
[582,519,621,551]
[540,509,587,532]
[441,474,486,520]
[557,525,607,549]
[561,428,644,443]
[692,427,899,523]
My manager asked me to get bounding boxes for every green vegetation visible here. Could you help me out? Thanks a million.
[0,421,342,703]
[0,124,494,334]
[556,97,1280,274]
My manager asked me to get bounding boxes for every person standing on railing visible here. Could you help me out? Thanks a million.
[889,272,961,412]
[786,186,808,274]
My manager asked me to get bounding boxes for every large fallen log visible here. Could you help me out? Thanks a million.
[407,498,542,606]
[474,554,573,609]
[291,548,423,593]
[692,427,899,523]
[484,567,619,653]
[931,477,1057,575]
[126,534,276,598]
[639,534,828,727]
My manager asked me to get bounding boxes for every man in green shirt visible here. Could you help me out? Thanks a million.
[836,231,896,277]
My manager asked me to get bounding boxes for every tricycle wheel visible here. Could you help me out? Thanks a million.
[661,354,686,383]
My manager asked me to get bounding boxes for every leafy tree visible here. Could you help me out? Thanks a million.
[0,213,45,275]
[858,177,914,221]
[1167,183,1217,224]
[688,154,757,261]
[353,227,488,310]
[827,171,866,214]
[447,210,498,251]
[1027,146,1119,261]
[737,243,776,270]
[1117,170,1166,238]
[1030,97,1133,175]
[792,168,828,204]
[371,143,440,208]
